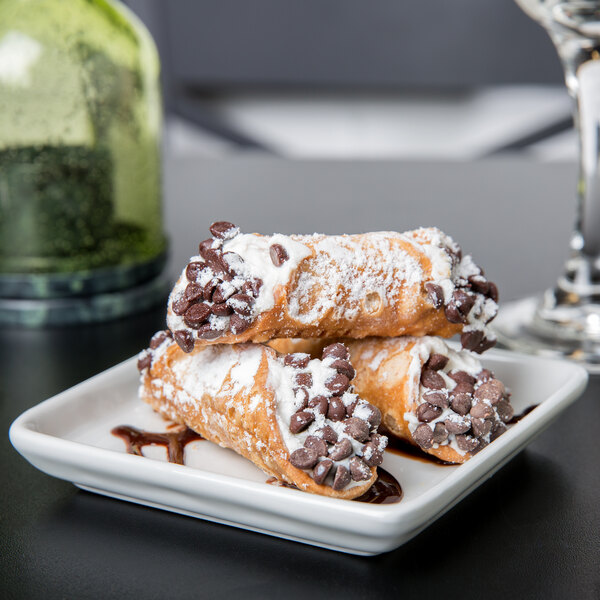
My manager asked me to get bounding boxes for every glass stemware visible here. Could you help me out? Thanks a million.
[494,0,600,371]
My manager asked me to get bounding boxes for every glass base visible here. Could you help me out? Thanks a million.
[0,271,171,327]
[493,294,600,374]
[0,252,167,299]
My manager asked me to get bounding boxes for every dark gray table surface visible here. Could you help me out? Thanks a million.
[2,157,599,599]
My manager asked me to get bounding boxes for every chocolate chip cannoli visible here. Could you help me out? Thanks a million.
[167,222,499,354]
[270,337,514,464]
[137,332,386,498]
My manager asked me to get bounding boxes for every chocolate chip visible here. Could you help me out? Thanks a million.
[212,284,234,305]
[209,221,238,239]
[312,459,333,485]
[445,416,471,434]
[211,302,233,316]
[432,422,449,444]
[413,424,434,449]
[454,381,475,395]
[318,425,338,444]
[184,282,204,303]
[227,293,254,316]
[349,457,371,481]
[172,295,191,316]
[420,369,446,390]
[474,337,497,353]
[289,411,315,434]
[362,404,382,428]
[294,388,310,409]
[477,369,493,383]
[295,372,313,388]
[183,303,211,328]
[203,280,217,302]
[137,352,151,371]
[453,289,475,316]
[370,433,387,451]
[471,417,493,438]
[242,277,263,297]
[328,438,353,461]
[423,390,449,409]
[496,399,514,423]
[490,422,507,441]
[344,417,370,442]
[203,249,232,280]
[416,402,443,423]
[474,379,505,404]
[327,397,346,421]
[304,436,328,457]
[455,434,480,453]
[449,371,476,385]
[450,393,472,416]
[197,323,224,339]
[487,282,499,302]
[345,397,358,416]
[361,442,383,466]
[174,330,194,353]
[468,275,490,295]
[425,282,444,308]
[333,465,352,490]
[185,261,206,282]
[325,373,350,396]
[445,303,464,324]
[229,314,251,335]
[330,359,356,380]
[425,353,449,371]
[290,447,319,470]
[269,243,289,266]
[198,238,214,257]
[149,330,170,349]
[470,401,494,419]
[461,330,484,351]
[284,353,310,368]
[322,343,350,360]
[308,395,328,415]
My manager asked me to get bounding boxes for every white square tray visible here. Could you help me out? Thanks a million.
[9,347,587,555]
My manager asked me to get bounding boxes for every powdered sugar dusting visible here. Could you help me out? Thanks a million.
[287,232,423,324]
[171,344,263,404]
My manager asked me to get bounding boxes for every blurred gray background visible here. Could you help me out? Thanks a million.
[124,0,573,160]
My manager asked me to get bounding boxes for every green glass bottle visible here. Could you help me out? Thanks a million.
[0,0,167,324]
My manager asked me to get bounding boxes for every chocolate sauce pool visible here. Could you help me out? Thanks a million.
[384,434,456,466]
[508,404,539,425]
[111,425,204,464]
[267,468,403,504]
[112,425,403,503]
[112,406,538,502]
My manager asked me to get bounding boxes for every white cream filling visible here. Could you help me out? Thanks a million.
[405,228,498,333]
[403,336,486,456]
[167,233,311,337]
[171,344,263,402]
[268,355,372,489]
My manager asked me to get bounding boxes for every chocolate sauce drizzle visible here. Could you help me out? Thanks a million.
[112,423,402,504]
[111,425,204,465]
[507,404,538,425]
[266,468,403,504]
[384,433,456,466]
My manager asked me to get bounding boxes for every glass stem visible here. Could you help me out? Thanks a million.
[553,36,600,290]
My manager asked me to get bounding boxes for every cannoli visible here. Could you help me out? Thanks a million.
[270,337,514,464]
[137,331,387,498]
[167,222,498,354]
